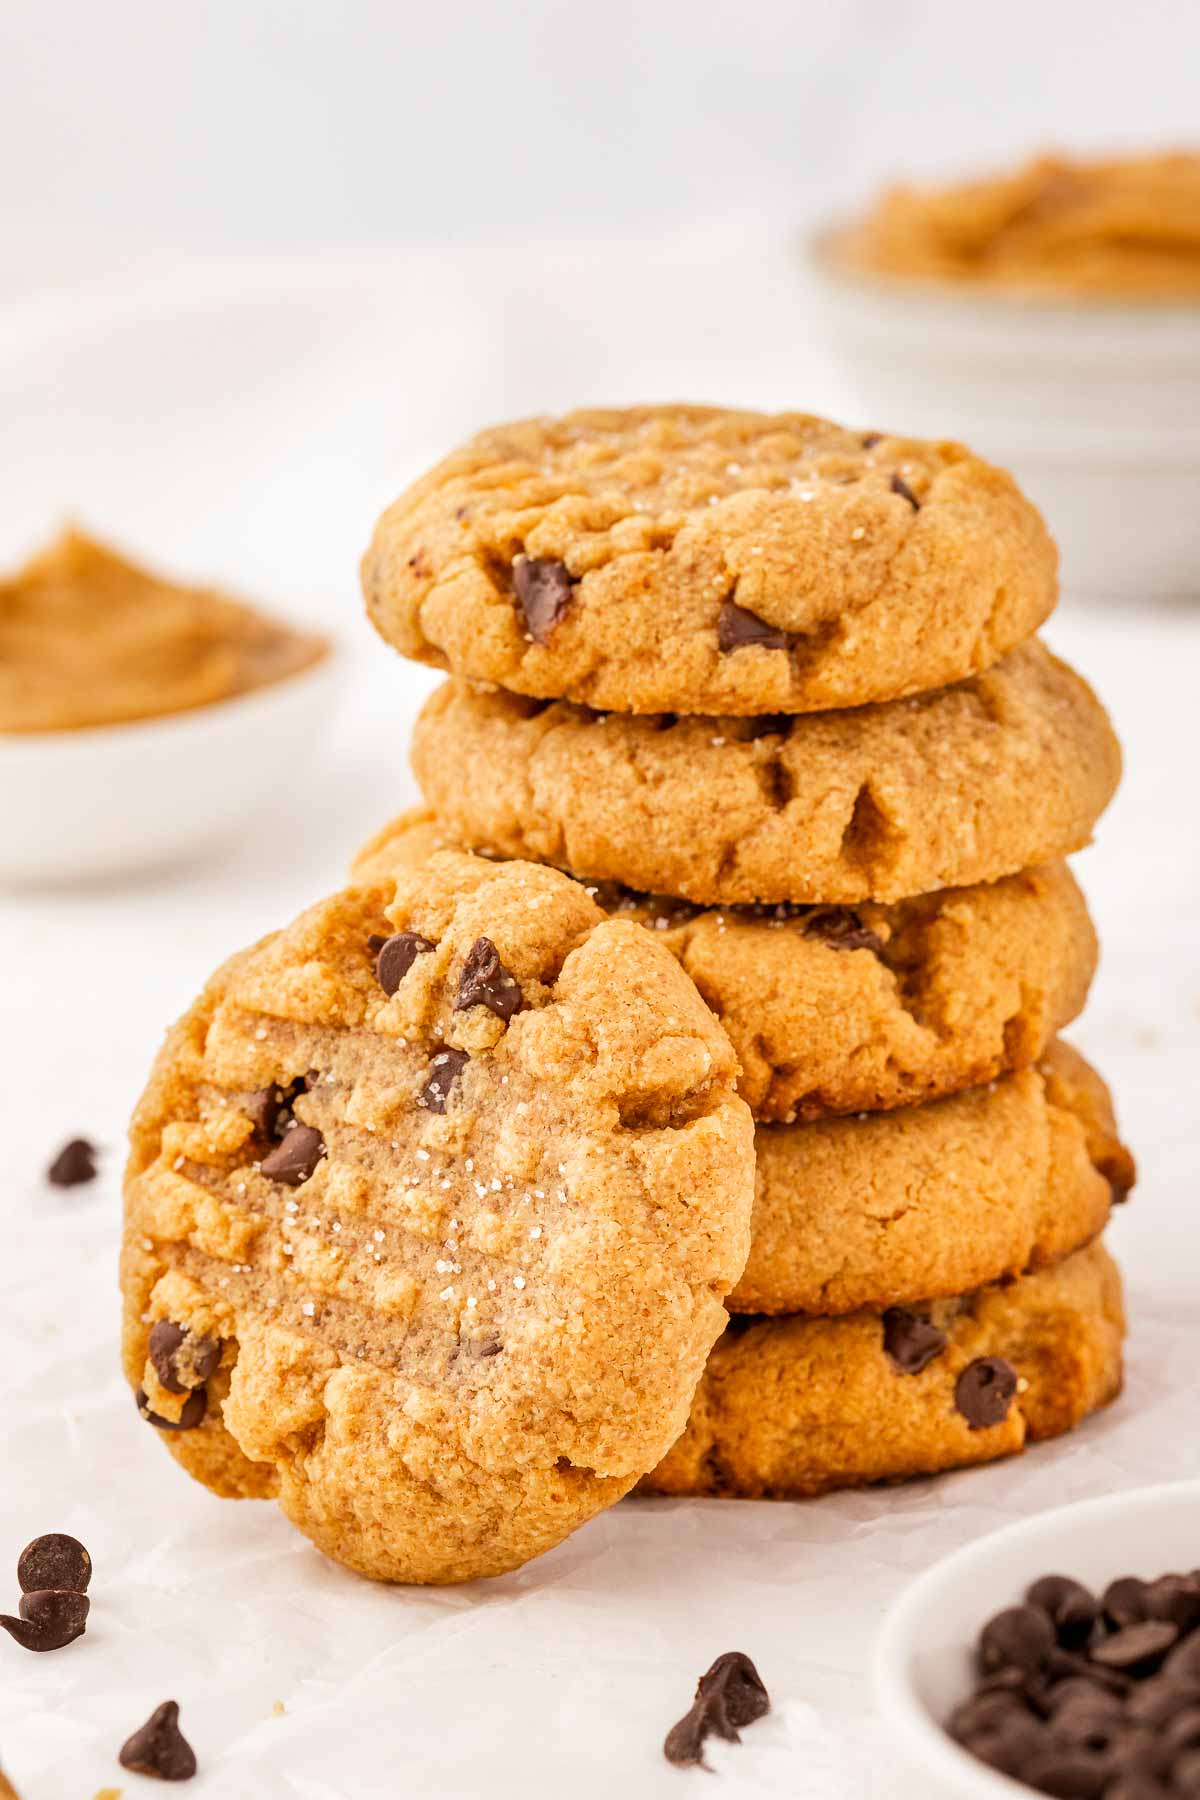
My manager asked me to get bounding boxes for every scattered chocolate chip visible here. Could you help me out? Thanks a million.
[955,1356,1018,1429]
[469,1334,503,1358]
[513,556,574,644]
[717,599,789,653]
[260,1124,326,1186]
[118,1700,197,1781]
[136,1387,207,1432]
[803,906,885,954]
[0,1588,89,1652]
[17,1533,91,1595]
[890,472,921,510]
[663,1651,769,1767]
[1092,1623,1179,1674]
[981,1606,1057,1678]
[1027,1575,1100,1649]
[47,1137,97,1187]
[148,1321,220,1394]
[374,931,435,996]
[454,937,523,1021]
[419,1049,469,1113]
[882,1308,948,1375]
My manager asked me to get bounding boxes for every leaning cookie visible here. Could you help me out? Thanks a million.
[362,405,1057,715]
[353,811,1097,1122]
[735,1042,1132,1315]
[641,1240,1124,1500]
[121,851,754,1584]
[410,642,1120,905]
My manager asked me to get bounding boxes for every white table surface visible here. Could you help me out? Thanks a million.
[1,247,1198,1799]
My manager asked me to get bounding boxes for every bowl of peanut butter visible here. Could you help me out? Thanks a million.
[0,529,335,882]
[810,148,1200,602]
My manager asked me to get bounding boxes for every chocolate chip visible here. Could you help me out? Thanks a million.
[981,1606,1057,1678]
[513,556,574,644]
[1049,1695,1124,1751]
[861,432,883,448]
[965,1715,1050,1777]
[118,1700,197,1781]
[717,599,789,653]
[469,1334,503,1358]
[882,1308,948,1375]
[890,472,921,510]
[949,1689,1032,1740]
[1027,1576,1099,1649]
[260,1124,326,1186]
[454,937,523,1021]
[1104,1577,1152,1628]
[955,1356,1018,1429]
[246,1076,306,1140]
[374,931,435,996]
[1046,1679,1121,1720]
[1164,1708,1200,1754]
[1146,1575,1200,1632]
[148,1321,220,1395]
[1022,1747,1112,1796]
[1092,1622,1179,1674]
[801,907,885,954]
[47,1137,97,1186]
[0,1588,89,1652]
[17,1533,91,1595]
[419,1049,469,1113]
[136,1386,207,1432]
[1167,1636,1200,1685]
[1173,1747,1200,1791]
[1128,1676,1200,1726]
[663,1651,769,1767]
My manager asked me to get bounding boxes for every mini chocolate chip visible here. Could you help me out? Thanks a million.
[861,432,883,448]
[955,1356,1018,1429]
[663,1651,769,1767]
[1146,1575,1200,1632]
[801,906,885,954]
[1104,1578,1152,1628]
[260,1124,326,1186]
[149,1321,220,1394]
[513,556,574,644]
[119,1700,197,1781]
[882,1308,948,1375]
[366,933,386,953]
[419,1049,469,1114]
[136,1386,207,1432]
[1093,1623,1180,1674]
[717,599,789,653]
[0,1588,89,1652]
[47,1137,97,1186]
[375,931,435,996]
[981,1606,1057,1677]
[1027,1576,1099,1649]
[468,1334,503,1358]
[246,1077,306,1140]
[1022,1747,1112,1796]
[890,472,921,510]
[17,1533,91,1595]
[454,937,523,1021]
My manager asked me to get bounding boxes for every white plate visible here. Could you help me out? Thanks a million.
[873,1478,1200,1799]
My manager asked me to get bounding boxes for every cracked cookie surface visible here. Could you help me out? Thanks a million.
[354,811,1097,1121]
[121,851,754,1584]
[362,405,1057,715]
[410,642,1121,905]
[737,1041,1133,1314]
[641,1239,1125,1499]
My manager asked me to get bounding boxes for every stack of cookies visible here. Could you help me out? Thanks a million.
[359,404,1132,1504]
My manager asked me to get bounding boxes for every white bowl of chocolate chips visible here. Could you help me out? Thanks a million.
[874,1479,1200,1798]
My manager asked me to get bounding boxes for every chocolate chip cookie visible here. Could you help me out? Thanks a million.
[410,642,1120,905]
[362,406,1057,715]
[642,1240,1125,1500]
[736,1042,1132,1315]
[354,811,1097,1121]
[122,851,754,1583]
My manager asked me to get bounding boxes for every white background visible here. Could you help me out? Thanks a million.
[1,6,1199,1797]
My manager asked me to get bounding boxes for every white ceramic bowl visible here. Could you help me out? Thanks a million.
[873,1478,1200,1800]
[0,654,340,884]
[809,246,1200,603]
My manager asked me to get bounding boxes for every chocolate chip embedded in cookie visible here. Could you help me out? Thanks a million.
[361,405,1058,715]
[121,851,754,1584]
[641,1240,1125,1500]
[735,1041,1128,1315]
[353,812,1099,1123]
[410,642,1121,905]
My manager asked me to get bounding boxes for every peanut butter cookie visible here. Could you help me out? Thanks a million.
[122,851,754,1584]
[410,642,1120,905]
[363,405,1056,715]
